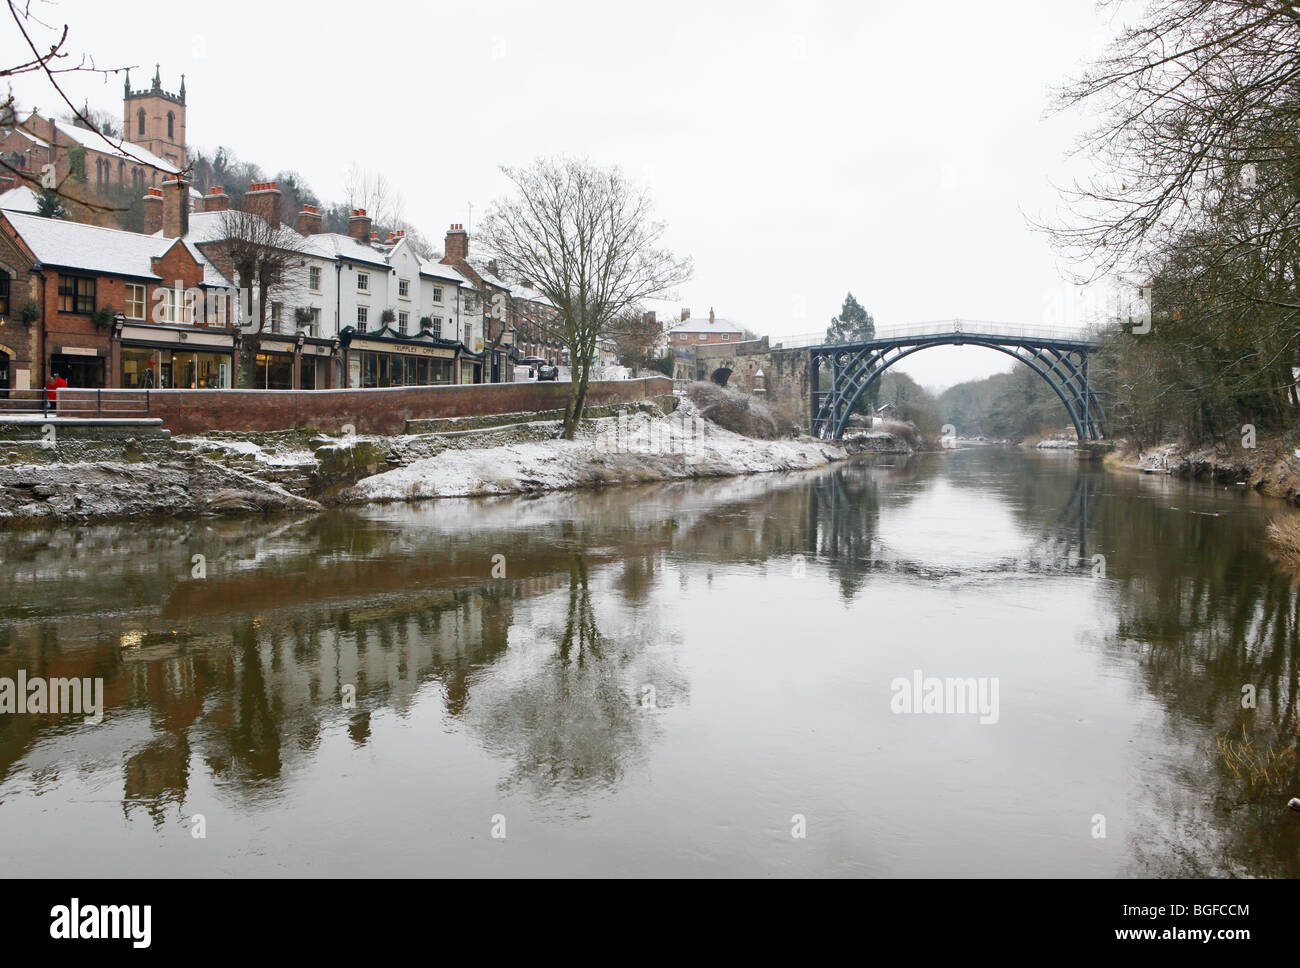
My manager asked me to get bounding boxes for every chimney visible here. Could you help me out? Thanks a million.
[297,204,322,235]
[370,231,379,243]
[347,208,372,242]
[161,176,189,239]
[244,181,282,228]
[681,308,691,322]
[142,187,164,234]
[203,185,230,213]
[709,307,715,324]
[442,223,468,263]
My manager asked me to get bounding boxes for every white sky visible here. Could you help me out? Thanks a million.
[10,0,1129,389]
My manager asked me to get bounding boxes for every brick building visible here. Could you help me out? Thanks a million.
[0,67,186,225]
[0,197,234,392]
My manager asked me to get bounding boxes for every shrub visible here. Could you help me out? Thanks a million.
[686,381,781,438]
[873,418,922,448]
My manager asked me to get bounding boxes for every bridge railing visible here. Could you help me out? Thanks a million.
[772,319,1103,349]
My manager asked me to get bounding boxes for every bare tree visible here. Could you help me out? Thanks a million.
[343,164,404,229]
[1047,0,1300,443]
[205,209,310,387]
[478,158,692,438]
[2,0,134,214]
[1049,0,1300,274]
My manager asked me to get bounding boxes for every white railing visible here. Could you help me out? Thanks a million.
[771,319,1102,348]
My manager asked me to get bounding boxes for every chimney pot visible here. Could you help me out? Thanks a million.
[347,208,373,242]
[244,181,283,228]
[161,176,190,239]
[442,223,469,263]
[142,189,164,234]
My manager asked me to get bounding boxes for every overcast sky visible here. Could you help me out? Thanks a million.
[13,0,1129,389]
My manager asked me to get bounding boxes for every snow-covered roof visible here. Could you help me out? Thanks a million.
[4,210,231,287]
[419,260,469,285]
[509,281,555,308]
[301,232,391,267]
[668,314,745,335]
[465,259,510,290]
[181,210,318,257]
[0,185,40,213]
[49,118,180,174]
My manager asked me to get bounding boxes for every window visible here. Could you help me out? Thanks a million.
[0,270,9,317]
[464,323,472,345]
[58,275,95,314]
[357,306,368,331]
[167,111,174,139]
[209,291,227,327]
[432,286,443,302]
[308,307,321,337]
[431,316,442,338]
[271,302,284,334]
[137,108,145,137]
[398,310,409,334]
[398,279,409,298]
[677,333,687,342]
[309,266,321,291]
[125,283,145,320]
[357,272,369,291]
[158,286,194,324]
[722,333,731,341]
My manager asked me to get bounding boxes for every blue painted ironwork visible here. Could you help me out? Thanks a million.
[808,321,1106,441]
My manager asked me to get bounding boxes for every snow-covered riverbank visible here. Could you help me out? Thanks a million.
[344,403,851,502]
[0,401,886,524]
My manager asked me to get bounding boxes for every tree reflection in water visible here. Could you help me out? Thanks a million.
[0,455,1296,875]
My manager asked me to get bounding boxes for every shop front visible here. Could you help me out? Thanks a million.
[49,345,107,388]
[116,323,236,389]
[343,332,462,389]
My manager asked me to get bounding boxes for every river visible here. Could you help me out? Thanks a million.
[0,447,1296,877]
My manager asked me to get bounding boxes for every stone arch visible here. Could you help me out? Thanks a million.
[710,366,733,386]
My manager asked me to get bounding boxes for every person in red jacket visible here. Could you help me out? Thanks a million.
[45,372,68,402]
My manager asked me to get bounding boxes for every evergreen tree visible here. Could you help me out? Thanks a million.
[36,186,67,219]
[825,292,875,344]
[825,292,879,413]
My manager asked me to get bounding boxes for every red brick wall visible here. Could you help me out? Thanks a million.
[129,376,674,435]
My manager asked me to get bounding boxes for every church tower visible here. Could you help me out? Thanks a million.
[123,65,187,169]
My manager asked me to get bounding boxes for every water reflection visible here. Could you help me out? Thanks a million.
[0,450,1296,875]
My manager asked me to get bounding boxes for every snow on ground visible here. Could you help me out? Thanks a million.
[346,409,848,502]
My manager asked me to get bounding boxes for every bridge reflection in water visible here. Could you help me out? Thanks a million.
[0,451,1295,877]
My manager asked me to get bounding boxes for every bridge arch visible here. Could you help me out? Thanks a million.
[809,323,1105,441]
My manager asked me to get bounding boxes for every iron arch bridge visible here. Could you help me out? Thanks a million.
[808,320,1105,441]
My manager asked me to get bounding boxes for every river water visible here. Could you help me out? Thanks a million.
[1,448,1297,877]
